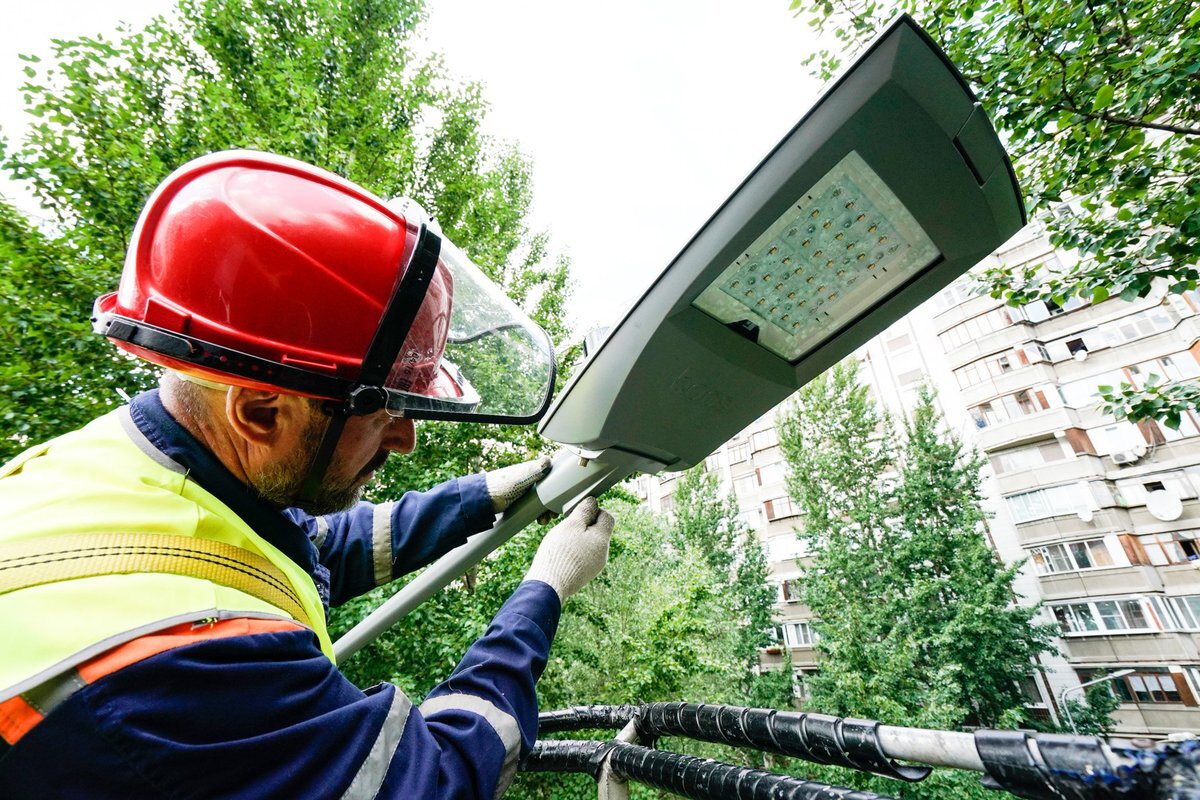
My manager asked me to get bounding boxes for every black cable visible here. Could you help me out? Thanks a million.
[522,740,897,800]
[538,705,639,735]
[537,703,929,782]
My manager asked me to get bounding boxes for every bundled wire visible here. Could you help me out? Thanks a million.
[523,740,897,800]
[526,703,1200,799]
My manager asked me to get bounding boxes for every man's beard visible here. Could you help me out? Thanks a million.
[250,414,370,514]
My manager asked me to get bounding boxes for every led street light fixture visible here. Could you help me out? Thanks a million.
[539,13,1026,471]
[335,14,1027,657]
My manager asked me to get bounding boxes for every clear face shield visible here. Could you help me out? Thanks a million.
[380,200,557,424]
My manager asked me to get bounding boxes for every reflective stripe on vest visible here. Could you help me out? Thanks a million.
[0,407,333,704]
[0,617,305,747]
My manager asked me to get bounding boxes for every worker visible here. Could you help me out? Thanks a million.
[0,150,614,798]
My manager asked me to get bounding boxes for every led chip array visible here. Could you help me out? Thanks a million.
[692,151,940,362]
[717,177,908,340]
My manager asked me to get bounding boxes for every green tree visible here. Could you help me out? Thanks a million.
[671,467,794,709]
[508,479,792,798]
[0,0,569,460]
[787,0,1200,425]
[1061,682,1122,737]
[776,362,1054,798]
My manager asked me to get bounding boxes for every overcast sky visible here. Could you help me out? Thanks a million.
[1,0,828,333]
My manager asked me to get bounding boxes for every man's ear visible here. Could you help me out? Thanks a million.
[226,388,311,446]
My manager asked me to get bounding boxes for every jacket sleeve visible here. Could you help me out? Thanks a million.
[284,473,497,606]
[8,581,563,800]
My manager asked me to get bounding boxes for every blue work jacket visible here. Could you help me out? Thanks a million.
[0,390,561,798]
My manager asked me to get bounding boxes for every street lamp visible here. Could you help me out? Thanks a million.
[1061,669,1135,734]
[335,14,1025,659]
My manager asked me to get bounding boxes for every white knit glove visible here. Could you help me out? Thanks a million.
[484,456,552,513]
[524,497,614,603]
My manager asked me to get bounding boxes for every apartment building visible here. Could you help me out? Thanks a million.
[633,216,1200,738]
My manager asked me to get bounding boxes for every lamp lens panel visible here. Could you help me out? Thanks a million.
[693,151,939,362]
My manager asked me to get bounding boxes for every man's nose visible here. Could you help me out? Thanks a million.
[382,417,416,454]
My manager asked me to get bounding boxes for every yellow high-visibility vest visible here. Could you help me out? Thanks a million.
[0,407,333,703]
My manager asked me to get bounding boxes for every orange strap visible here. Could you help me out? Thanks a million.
[0,617,303,746]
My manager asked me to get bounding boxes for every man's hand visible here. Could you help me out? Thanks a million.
[524,497,614,603]
[484,456,552,513]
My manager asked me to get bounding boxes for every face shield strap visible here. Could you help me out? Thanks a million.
[295,410,349,509]
[295,224,443,507]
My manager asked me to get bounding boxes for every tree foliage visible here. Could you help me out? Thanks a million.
[790,0,1198,306]
[507,486,790,799]
[776,362,1055,797]
[671,468,794,708]
[1061,682,1122,737]
[788,0,1200,425]
[0,0,569,460]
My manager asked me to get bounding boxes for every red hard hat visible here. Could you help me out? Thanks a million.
[93,151,467,413]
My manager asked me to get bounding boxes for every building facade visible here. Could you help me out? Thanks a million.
[634,216,1200,738]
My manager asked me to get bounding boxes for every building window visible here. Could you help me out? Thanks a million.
[751,428,779,451]
[766,532,805,561]
[897,368,924,386]
[727,442,751,463]
[938,306,1024,350]
[738,508,765,532]
[1116,471,1195,507]
[990,440,1071,474]
[1079,668,1194,706]
[1151,595,1200,630]
[792,669,815,699]
[1060,369,1131,408]
[765,495,798,521]
[1030,539,1114,574]
[733,474,758,496]
[779,579,802,603]
[756,462,787,486]
[1051,598,1156,635]
[1005,483,1093,523]
[934,278,975,310]
[774,621,819,647]
[887,333,912,352]
[970,388,1051,427]
[1102,305,1178,346]
[1126,673,1183,703]
[1138,531,1200,565]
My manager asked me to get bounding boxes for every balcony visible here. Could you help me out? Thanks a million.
[994,454,1106,496]
[1013,507,1132,548]
[1060,632,1200,664]
[1037,566,1164,601]
[1028,291,1169,341]
[1052,316,1200,381]
[976,407,1083,452]
[931,292,1005,334]
[960,363,1060,409]
[1112,705,1200,738]
[1128,499,1200,536]
[942,322,1037,369]
[1162,564,1200,594]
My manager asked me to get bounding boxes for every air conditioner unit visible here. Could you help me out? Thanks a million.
[1111,451,1139,465]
